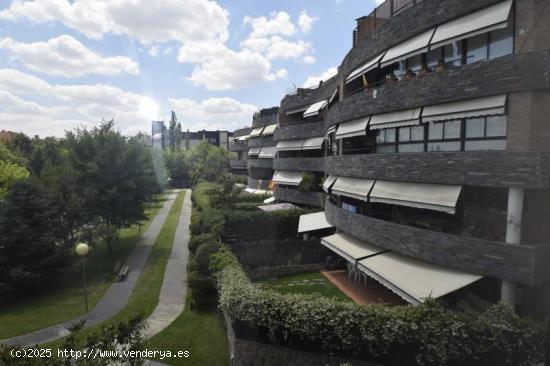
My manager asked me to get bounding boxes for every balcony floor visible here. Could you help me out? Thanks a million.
[321,269,405,306]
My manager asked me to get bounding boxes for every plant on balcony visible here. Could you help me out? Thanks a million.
[299,172,320,192]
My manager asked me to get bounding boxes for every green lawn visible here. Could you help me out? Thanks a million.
[43,189,186,348]
[146,294,229,366]
[256,271,352,302]
[0,195,167,340]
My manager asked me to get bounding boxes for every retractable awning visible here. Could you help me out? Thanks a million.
[261,124,277,136]
[370,180,463,214]
[259,146,277,159]
[301,137,325,150]
[285,105,309,115]
[276,139,306,151]
[346,52,386,83]
[422,95,507,123]
[258,203,298,212]
[335,116,370,139]
[236,135,249,141]
[248,147,262,156]
[321,233,385,263]
[272,170,303,186]
[358,252,482,305]
[304,100,328,118]
[331,177,375,201]
[263,196,276,204]
[322,175,337,193]
[430,0,513,49]
[369,108,422,130]
[381,28,436,68]
[298,212,333,233]
[329,88,338,104]
[249,127,265,137]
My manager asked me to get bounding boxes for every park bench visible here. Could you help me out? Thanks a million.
[117,265,130,282]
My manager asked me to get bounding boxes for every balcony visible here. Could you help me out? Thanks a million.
[281,76,338,113]
[247,136,276,148]
[273,122,326,141]
[326,151,550,189]
[248,177,270,190]
[274,187,324,208]
[325,199,550,285]
[247,159,273,169]
[229,142,248,152]
[273,157,325,172]
[230,160,247,169]
[329,50,550,128]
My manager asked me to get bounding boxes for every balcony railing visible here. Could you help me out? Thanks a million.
[353,0,424,46]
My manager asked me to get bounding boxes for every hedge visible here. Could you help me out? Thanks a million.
[224,208,316,241]
[217,264,545,366]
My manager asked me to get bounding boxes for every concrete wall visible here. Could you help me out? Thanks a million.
[247,159,273,169]
[273,157,326,173]
[274,122,326,141]
[325,199,550,285]
[274,187,325,208]
[280,76,339,113]
[247,136,277,148]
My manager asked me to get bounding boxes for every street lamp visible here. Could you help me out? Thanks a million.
[75,243,90,312]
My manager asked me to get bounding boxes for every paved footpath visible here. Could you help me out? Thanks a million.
[143,189,191,339]
[0,190,180,347]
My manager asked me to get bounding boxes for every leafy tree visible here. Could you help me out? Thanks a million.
[0,143,29,200]
[186,141,231,184]
[0,180,68,294]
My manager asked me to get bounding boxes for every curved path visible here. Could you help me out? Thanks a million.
[143,189,191,338]
[0,190,180,347]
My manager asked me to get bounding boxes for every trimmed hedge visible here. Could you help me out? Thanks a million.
[217,264,545,366]
[224,208,315,241]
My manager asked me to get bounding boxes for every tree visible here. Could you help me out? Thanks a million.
[185,141,231,184]
[168,111,177,151]
[0,143,29,200]
[0,180,68,295]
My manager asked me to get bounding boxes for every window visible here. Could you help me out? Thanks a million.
[406,54,423,73]
[489,26,513,60]
[466,34,488,64]
[465,116,507,151]
[443,42,462,66]
[342,202,358,213]
[427,120,462,152]
[398,125,424,153]
[376,128,396,153]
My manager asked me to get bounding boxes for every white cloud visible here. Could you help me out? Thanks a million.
[302,66,338,88]
[148,45,160,57]
[0,35,139,78]
[169,97,257,131]
[242,36,312,61]
[243,11,295,39]
[0,68,159,136]
[0,0,229,44]
[302,55,316,64]
[298,11,318,33]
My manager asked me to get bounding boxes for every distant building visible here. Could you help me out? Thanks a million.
[151,120,232,150]
[0,130,16,143]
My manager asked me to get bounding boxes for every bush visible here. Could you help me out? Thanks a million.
[224,208,315,241]
[217,264,545,366]
[298,172,320,192]
[189,232,217,253]
[189,241,223,276]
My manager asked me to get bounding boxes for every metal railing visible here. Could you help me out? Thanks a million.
[353,0,424,46]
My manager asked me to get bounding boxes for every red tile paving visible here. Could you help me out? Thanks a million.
[321,269,406,306]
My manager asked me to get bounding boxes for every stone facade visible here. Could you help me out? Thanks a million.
[280,76,339,112]
[247,159,273,169]
[273,157,326,173]
[247,136,276,148]
[325,200,550,285]
[274,187,324,208]
[273,122,326,141]
[326,151,550,189]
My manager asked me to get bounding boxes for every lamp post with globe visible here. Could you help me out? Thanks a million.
[75,243,90,312]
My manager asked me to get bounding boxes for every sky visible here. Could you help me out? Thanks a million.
[0,0,379,137]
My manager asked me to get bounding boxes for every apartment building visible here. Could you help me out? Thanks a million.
[270,0,550,317]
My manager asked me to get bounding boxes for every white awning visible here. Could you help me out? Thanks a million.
[248,147,262,156]
[303,100,328,118]
[298,212,333,233]
[358,252,482,305]
[263,196,276,204]
[369,108,421,130]
[346,52,386,83]
[258,202,298,212]
[335,116,370,139]
[322,175,337,193]
[276,139,305,151]
[331,177,375,201]
[244,187,256,194]
[381,28,436,68]
[321,233,385,263]
[430,0,513,49]
[249,127,265,137]
[285,105,309,115]
[326,125,336,136]
[259,146,277,159]
[370,180,463,214]
[272,170,303,186]
[236,135,249,141]
[301,137,325,150]
[422,95,507,123]
[329,88,338,104]
[261,124,277,136]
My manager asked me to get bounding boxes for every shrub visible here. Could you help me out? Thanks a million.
[189,232,217,253]
[298,172,320,192]
[189,241,223,276]
[217,263,545,366]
